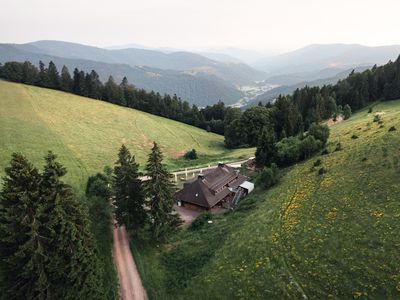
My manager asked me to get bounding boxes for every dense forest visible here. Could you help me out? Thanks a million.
[1,55,400,151]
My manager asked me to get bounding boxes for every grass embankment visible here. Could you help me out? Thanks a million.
[0,81,254,193]
[133,100,400,299]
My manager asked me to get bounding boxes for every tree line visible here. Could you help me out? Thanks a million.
[0,142,177,299]
[0,60,230,135]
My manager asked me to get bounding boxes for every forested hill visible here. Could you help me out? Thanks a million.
[223,54,400,149]
[0,43,244,106]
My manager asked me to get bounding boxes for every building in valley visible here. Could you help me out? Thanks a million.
[175,163,254,210]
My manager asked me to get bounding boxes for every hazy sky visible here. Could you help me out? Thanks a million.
[1,0,400,51]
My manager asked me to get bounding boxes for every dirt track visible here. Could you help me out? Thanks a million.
[113,224,148,300]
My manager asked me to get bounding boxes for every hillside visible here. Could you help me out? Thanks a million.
[27,40,265,84]
[134,100,400,299]
[0,44,244,106]
[0,81,254,191]
[252,44,400,86]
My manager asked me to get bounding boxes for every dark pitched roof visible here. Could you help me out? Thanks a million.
[175,164,247,208]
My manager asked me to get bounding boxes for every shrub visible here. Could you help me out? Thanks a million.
[308,123,330,145]
[373,114,381,122]
[257,163,280,189]
[275,137,301,166]
[313,159,322,167]
[351,134,358,139]
[335,143,342,151]
[378,120,383,125]
[321,149,329,155]
[318,167,326,175]
[299,135,323,159]
[362,157,367,162]
[189,212,213,231]
[184,149,198,160]
[368,107,373,113]
[343,104,352,120]
[389,126,396,132]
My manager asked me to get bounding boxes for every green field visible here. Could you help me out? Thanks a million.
[134,101,400,299]
[0,81,254,192]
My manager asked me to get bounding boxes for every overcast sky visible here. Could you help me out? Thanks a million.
[1,0,400,51]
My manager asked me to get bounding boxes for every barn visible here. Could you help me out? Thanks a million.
[175,163,252,210]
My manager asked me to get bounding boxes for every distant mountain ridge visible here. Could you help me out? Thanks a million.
[253,43,400,76]
[0,42,249,106]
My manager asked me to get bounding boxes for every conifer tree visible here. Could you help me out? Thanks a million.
[37,60,48,87]
[38,152,103,299]
[255,126,277,167]
[0,153,49,299]
[113,145,146,232]
[60,65,73,92]
[47,61,60,89]
[0,152,104,300]
[145,142,176,240]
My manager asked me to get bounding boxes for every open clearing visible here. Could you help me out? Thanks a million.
[0,81,254,192]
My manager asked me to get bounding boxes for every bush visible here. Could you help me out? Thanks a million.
[368,107,373,113]
[351,134,358,139]
[189,212,213,231]
[321,149,329,155]
[373,114,381,122]
[318,167,327,175]
[257,163,280,189]
[308,123,330,145]
[343,104,352,120]
[389,126,396,132]
[299,135,323,159]
[184,149,198,160]
[313,159,322,167]
[362,157,367,162]
[335,143,342,152]
[275,137,301,166]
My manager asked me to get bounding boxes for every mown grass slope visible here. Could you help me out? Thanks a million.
[0,81,254,192]
[134,100,400,299]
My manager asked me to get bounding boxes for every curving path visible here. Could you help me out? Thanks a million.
[113,224,148,300]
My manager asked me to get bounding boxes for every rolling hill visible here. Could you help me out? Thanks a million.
[253,44,400,86]
[0,43,244,106]
[0,81,254,192]
[134,100,400,299]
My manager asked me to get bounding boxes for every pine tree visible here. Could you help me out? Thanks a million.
[255,126,277,167]
[113,145,146,232]
[47,61,60,89]
[0,152,104,299]
[145,142,176,240]
[0,153,49,299]
[37,60,48,87]
[60,65,73,92]
[38,152,103,299]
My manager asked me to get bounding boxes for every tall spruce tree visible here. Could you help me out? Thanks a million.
[0,153,49,300]
[60,65,73,92]
[38,152,103,299]
[0,152,104,300]
[113,145,146,232]
[255,126,277,167]
[145,142,176,240]
[46,61,60,89]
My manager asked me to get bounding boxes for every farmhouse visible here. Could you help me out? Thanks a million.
[175,163,254,210]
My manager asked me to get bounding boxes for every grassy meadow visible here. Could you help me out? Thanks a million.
[134,100,400,299]
[0,81,254,192]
